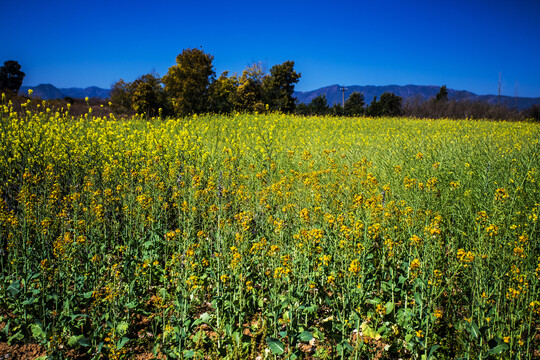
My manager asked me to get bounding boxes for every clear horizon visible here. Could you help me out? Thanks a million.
[2,0,540,97]
[18,83,540,99]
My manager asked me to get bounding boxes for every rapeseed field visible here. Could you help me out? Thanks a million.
[1,96,539,359]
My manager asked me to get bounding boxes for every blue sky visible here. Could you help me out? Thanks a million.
[2,0,539,97]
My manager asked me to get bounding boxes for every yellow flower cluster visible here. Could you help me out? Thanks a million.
[457,248,475,266]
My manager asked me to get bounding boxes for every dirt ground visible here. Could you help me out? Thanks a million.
[0,342,46,360]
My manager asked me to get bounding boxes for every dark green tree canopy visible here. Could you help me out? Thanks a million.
[110,79,133,114]
[331,102,344,116]
[295,102,310,116]
[367,92,402,117]
[163,48,215,116]
[131,73,168,117]
[436,85,448,102]
[109,49,303,117]
[308,94,330,115]
[0,60,25,95]
[110,73,169,117]
[263,60,301,113]
[208,71,238,114]
[344,91,365,116]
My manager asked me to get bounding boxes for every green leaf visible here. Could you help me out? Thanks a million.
[405,333,413,343]
[299,330,313,342]
[199,312,210,323]
[78,337,91,347]
[385,301,395,314]
[367,297,382,305]
[414,292,422,306]
[470,321,479,338]
[68,336,80,347]
[339,340,354,352]
[267,337,285,355]
[30,324,46,343]
[224,324,233,336]
[125,301,137,309]
[143,240,153,249]
[8,331,24,343]
[22,296,37,306]
[427,344,440,358]
[7,281,21,297]
[116,336,130,350]
[487,343,509,354]
[184,349,196,358]
[282,311,290,322]
[83,291,94,299]
[116,321,129,335]
[1,320,10,335]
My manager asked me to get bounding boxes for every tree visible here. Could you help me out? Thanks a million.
[331,103,344,116]
[263,60,301,113]
[235,62,267,112]
[0,60,25,95]
[110,79,133,114]
[295,102,310,115]
[379,92,402,116]
[435,85,448,102]
[110,73,169,117]
[208,71,238,114]
[163,48,215,116]
[366,96,381,116]
[308,94,330,115]
[344,91,365,116]
[131,73,168,117]
[367,92,402,117]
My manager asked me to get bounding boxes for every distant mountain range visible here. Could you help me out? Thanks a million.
[294,84,540,110]
[19,83,540,110]
[19,84,111,100]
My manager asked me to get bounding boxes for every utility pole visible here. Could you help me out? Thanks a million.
[340,87,348,107]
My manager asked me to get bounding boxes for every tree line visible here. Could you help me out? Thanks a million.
[2,57,539,121]
[110,48,301,117]
[297,85,540,121]
[296,91,404,117]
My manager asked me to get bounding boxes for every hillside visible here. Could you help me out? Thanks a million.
[19,84,111,100]
[17,83,540,110]
[294,84,540,110]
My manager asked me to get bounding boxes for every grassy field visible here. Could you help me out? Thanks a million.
[1,99,539,359]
